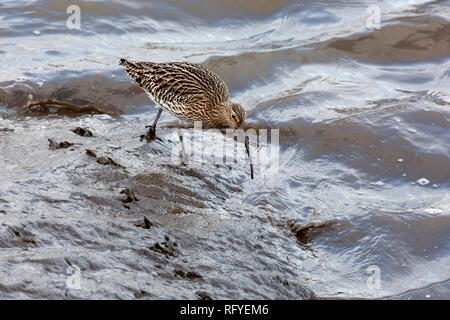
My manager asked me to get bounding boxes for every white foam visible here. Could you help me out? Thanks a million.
[417,178,430,186]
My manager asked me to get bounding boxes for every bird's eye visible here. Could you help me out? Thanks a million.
[232,114,236,120]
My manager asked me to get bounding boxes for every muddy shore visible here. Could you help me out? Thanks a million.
[0,112,316,299]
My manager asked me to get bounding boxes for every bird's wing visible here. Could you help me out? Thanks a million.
[121,60,230,109]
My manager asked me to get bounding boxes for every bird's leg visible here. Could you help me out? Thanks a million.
[140,108,163,142]
[177,121,188,164]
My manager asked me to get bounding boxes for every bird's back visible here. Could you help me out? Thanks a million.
[120,59,230,121]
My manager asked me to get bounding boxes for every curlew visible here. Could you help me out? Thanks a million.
[119,59,253,178]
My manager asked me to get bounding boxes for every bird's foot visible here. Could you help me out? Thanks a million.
[140,127,156,142]
[179,154,188,165]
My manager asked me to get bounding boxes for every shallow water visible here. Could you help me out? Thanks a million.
[0,0,449,299]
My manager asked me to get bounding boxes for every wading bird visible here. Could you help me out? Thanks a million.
[119,59,253,179]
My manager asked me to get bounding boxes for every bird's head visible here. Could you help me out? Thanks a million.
[224,102,246,129]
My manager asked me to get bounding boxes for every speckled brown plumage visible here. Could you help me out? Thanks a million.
[119,59,245,129]
[119,58,253,179]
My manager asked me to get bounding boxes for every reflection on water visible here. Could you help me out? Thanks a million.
[0,0,449,299]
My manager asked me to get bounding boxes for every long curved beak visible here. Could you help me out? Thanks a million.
[237,129,254,180]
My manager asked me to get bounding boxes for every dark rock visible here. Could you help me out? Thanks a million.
[72,127,93,137]
[196,291,212,300]
[143,216,153,229]
[85,149,97,157]
[96,156,123,168]
[120,188,139,203]
[134,216,153,229]
[0,128,14,133]
[149,238,178,257]
[174,269,202,280]
[48,138,73,150]
[85,149,124,168]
